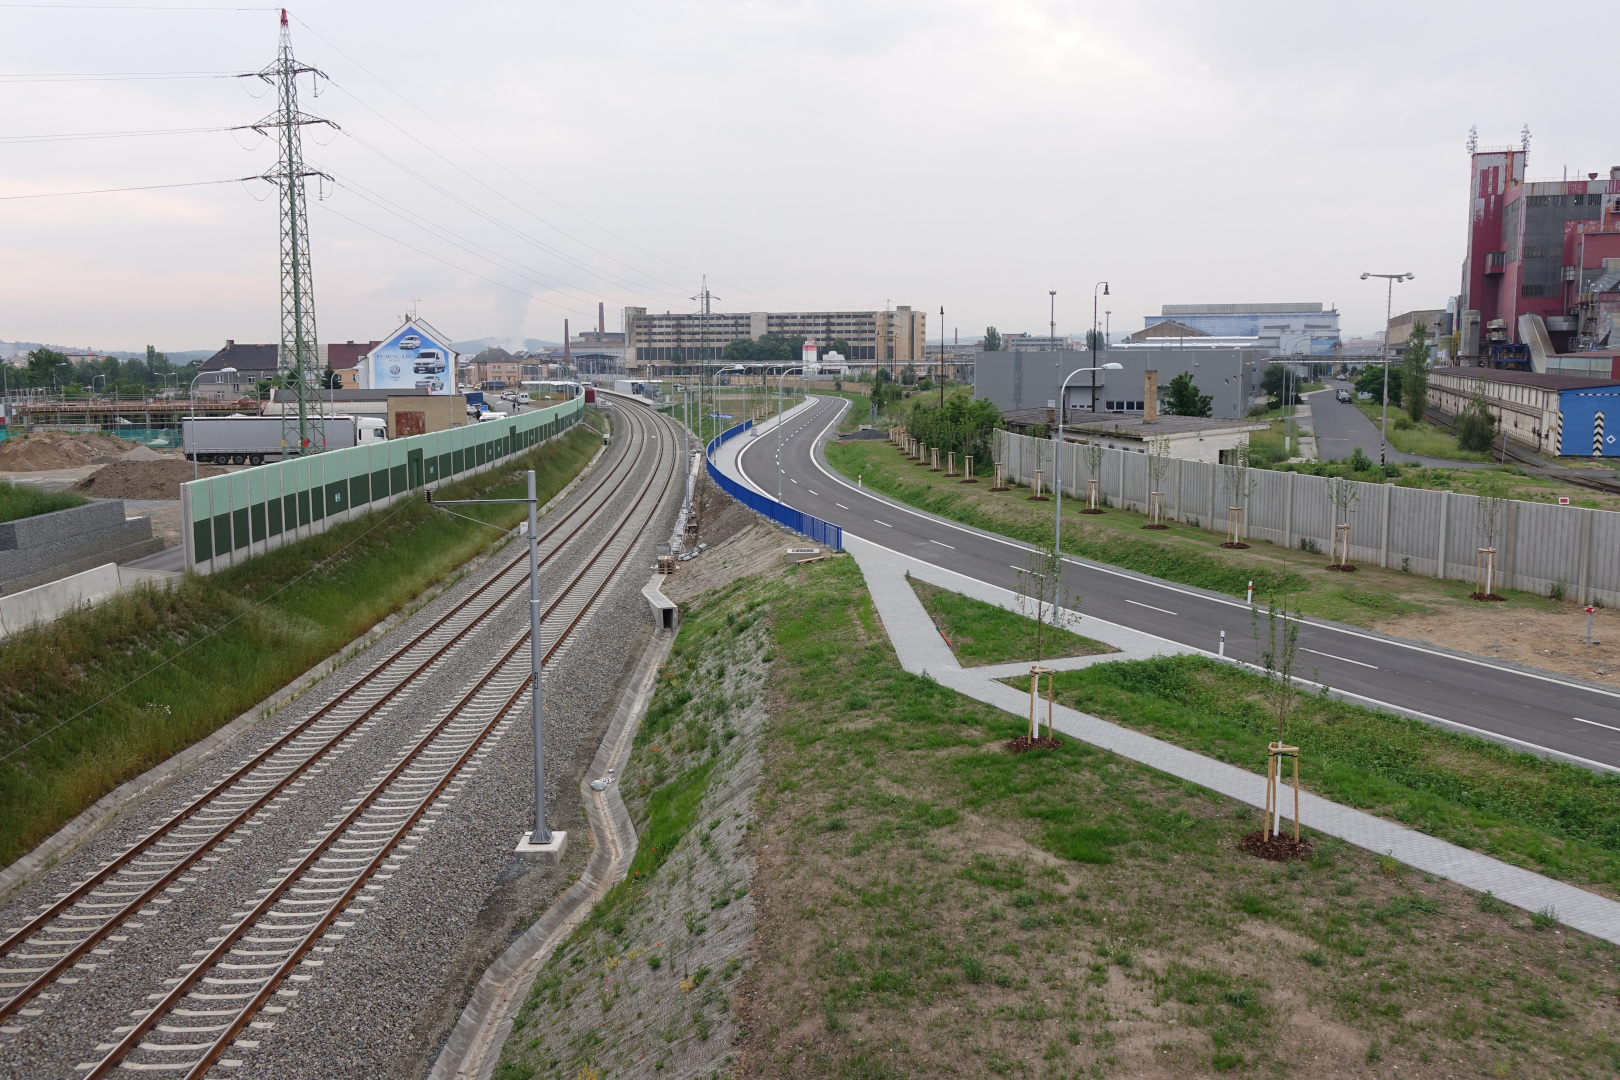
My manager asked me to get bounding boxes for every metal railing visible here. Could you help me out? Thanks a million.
[705,420,843,550]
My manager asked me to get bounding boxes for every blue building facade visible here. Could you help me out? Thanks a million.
[1559,385,1620,456]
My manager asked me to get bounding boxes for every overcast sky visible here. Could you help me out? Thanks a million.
[1,0,1612,353]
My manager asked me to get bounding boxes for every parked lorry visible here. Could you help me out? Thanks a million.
[182,415,387,465]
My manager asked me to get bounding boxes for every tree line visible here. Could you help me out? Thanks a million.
[8,346,189,395]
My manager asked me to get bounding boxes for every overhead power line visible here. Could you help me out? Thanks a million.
[0,176,258,200]
[0,70,244,82]
[0,124,251,144]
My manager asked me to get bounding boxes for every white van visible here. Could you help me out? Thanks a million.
[478,411,509,422]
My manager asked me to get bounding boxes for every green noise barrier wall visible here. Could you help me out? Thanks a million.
[180,396,584,574]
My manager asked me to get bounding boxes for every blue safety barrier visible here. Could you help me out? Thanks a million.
[706,420,843,551]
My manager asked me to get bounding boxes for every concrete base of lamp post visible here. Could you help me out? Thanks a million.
[513,830,568,865]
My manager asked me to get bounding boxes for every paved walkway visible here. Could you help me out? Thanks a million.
[844,533,1620,946]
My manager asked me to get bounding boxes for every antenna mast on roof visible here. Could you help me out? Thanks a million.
[255,9,335,456]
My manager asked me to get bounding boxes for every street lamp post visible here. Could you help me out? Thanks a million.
[1091,281,1110,417]
[1054,362,1123,553]
[1049,291,1057,349]
[776,365,804,501]
[190,366,236,482]
[1361,271,1414,465]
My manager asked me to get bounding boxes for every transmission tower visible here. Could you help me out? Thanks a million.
[254,10,335,456]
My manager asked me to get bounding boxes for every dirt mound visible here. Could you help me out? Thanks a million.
[70,460,224,501]
[0,431,134,471]
[119,443,166,461]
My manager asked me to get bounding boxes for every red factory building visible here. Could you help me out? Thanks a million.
[1459,146,1620,372]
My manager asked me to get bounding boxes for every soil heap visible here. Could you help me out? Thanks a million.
[70,460,225,501]
[0,431,133,471]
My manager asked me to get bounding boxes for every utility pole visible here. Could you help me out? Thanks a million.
[1361,271,1414,465]
[255,10,334,460]
[939,305,945,407]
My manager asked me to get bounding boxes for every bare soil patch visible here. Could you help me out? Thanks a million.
[0,431,132,470]
[1240,829,1314,861]
[1375,602,1620,688]
[70,460,224,501]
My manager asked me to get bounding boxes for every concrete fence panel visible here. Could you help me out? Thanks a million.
[994,429,1620,606]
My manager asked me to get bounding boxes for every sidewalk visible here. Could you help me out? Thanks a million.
[844,533,1620,946]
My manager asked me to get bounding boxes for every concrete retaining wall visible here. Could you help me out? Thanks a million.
[995,429,1620,606]
[0,561,182,639]
[0,499,162,594]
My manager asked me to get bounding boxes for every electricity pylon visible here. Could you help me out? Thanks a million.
[254,10,335,456]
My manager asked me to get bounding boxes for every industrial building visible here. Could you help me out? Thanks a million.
[1457,145,1620,370]
[622,305,927,371]
[1428,367,1620,457]
[1137,303,1341,355]
[973,347,1264,423]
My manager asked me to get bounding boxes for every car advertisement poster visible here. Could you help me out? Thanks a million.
[369,322,456,395]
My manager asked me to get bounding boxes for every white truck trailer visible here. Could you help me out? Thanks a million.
[182,415,388,465]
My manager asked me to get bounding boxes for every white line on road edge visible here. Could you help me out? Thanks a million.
[787,398,1620,707]
[1124,599,1177,616]
[1302,647,1378,669]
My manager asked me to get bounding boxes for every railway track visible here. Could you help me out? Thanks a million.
[1425,407,1620,496]
[0,399,681,1075]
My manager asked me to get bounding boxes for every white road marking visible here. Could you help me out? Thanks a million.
[929,539,955,549]
[809,489,818,496]
[1575,717,1620,733]
[1124,599,1178,616]
[1301,647,1377,669]
[836,503,850,509]
[791,478,799,483]
[873,519,892,527]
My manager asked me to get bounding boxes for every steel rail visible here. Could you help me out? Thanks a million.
[0,406,653,1022]
[85,405,682,1078]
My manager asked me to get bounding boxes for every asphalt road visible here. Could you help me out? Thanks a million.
[732,395,1620,771]
[1310,386,1486,468]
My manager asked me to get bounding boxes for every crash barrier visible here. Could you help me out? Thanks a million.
[181,396,585,574]
[996,428,1620,607]
[706,420,843,551]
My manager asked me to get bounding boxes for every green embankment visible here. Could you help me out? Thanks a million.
[0,421,601,869]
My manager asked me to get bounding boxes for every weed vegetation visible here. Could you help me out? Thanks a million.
[0,422,601,868]
[0,479,87,523]
[909,578,1113,667]
[737,557,1620,1077]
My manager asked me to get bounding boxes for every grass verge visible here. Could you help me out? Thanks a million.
[824,436,1577,627]
[909,577,1113,667]
[0,480,87,523]
[1006,654,1620,893]
[0,421,601,868]
[740,556,1620,1077]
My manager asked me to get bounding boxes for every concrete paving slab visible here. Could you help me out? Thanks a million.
[844,534,1620,946]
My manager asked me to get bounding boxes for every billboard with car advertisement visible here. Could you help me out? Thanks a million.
[369,319,458,396]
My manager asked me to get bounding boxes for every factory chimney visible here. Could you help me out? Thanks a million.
[564,319,570,369]
[1143,370,1158,423]
[598,302,605,336]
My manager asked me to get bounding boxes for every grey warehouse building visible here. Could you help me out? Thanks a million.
[972,348,1266,422]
